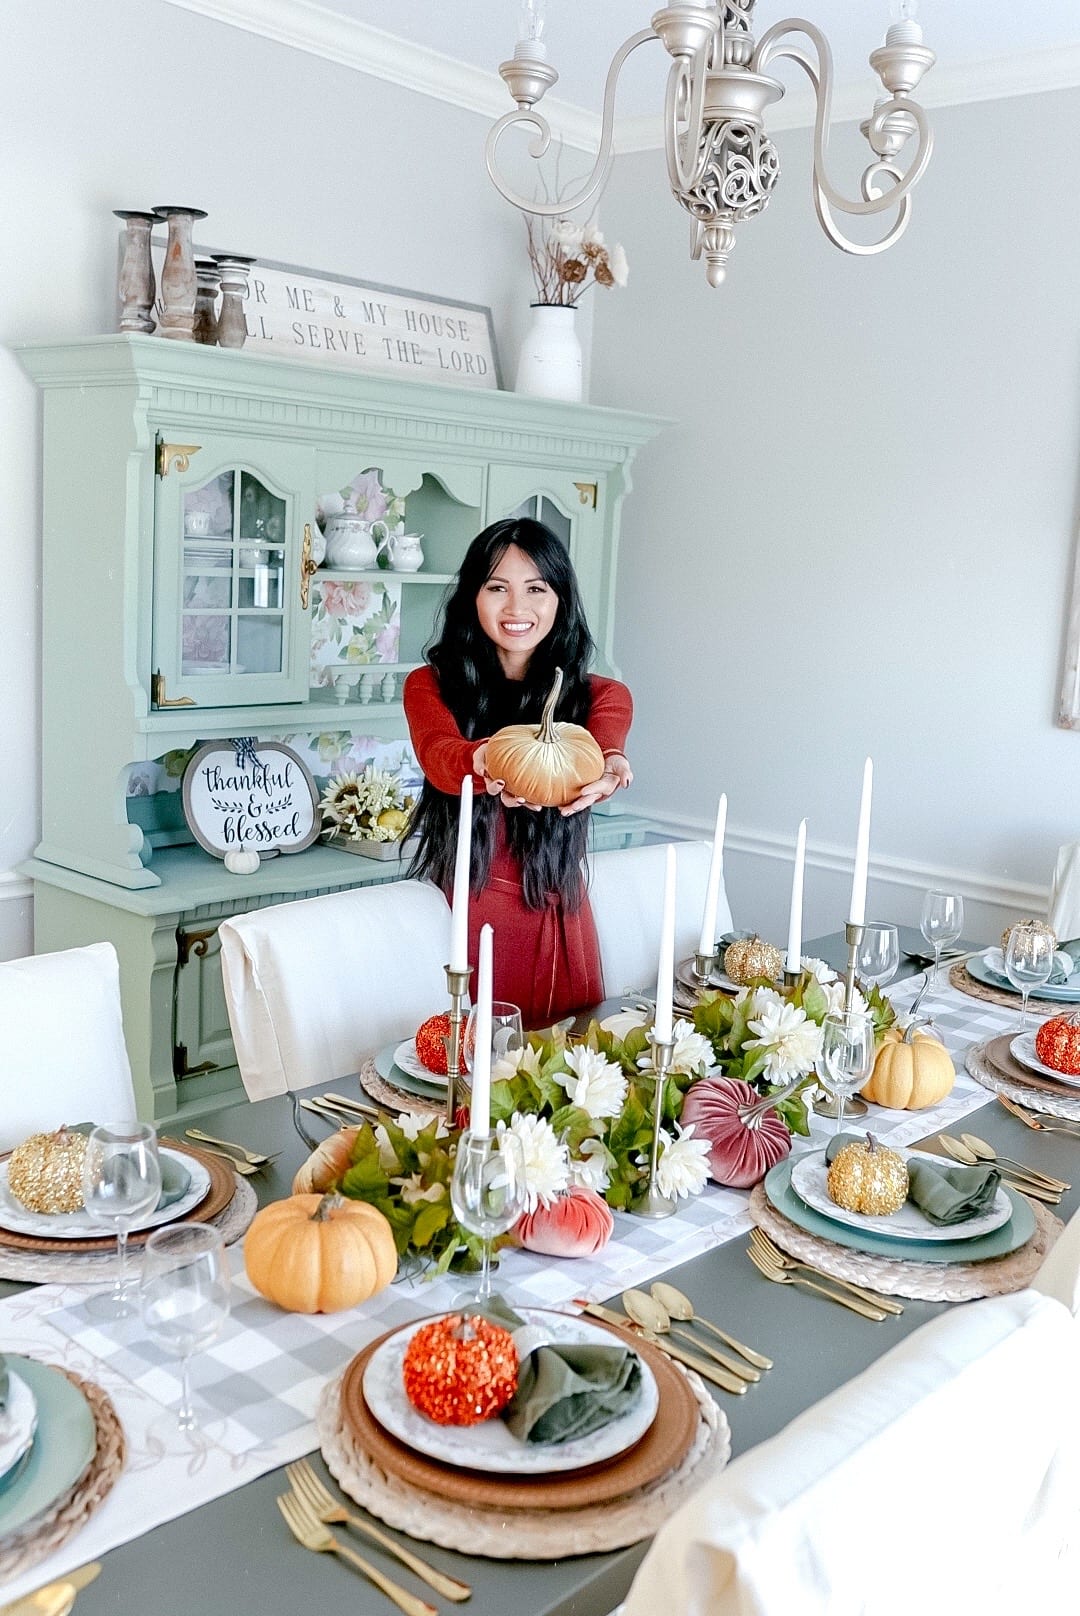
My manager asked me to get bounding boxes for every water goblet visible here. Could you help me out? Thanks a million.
[81,1123,162,1317]
[1005,922,1056,1031]
[139,1224,231,1431]
[463,1002,524,1079]
[857,922,899,989]
[818,1011,876,1137]
[450,1129,526,1306]
[920,891,964,991]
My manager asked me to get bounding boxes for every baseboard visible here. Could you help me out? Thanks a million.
[638,805,1048,915]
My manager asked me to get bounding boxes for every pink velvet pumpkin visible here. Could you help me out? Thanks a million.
[516,1187,614,1258]
[680,1076,792,1188]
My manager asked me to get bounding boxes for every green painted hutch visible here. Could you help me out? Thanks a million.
[19,336,666,1120]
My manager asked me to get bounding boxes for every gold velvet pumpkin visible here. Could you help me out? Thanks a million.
[291,1126,362,1196]
[485,668,604,809]
[243,1192,397,1313]
[827,1134,909,1216]
[861,1025,956,1110]
[723,936,784,986]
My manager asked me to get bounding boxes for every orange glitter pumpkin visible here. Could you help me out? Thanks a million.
[402,1314,518,1426]
[415,1014,451,1076]
[1035,1014,1080,1076]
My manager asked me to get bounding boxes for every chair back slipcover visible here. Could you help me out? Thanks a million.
[219,881,451,1099]
[0,942,136,1149]
[622,1289,1080,1616]
[589,840,732,998]
[1049,840,1080,941]
[1033,1204,1080,1314]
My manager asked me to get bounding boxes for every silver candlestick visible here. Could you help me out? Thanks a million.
[442,963,473,1126]
[636,1034,676,1219]
[693,948,717,988]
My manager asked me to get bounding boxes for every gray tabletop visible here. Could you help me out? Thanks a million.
[8,933,1077,1616]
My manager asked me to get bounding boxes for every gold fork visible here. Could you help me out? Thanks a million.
[185,1128,278,1166]
[997,1093,1080,1137]
[746,1244,887,1320]
[749,1230,904,1315]
[276,1492,437,1616]
[285,1460,471,1602]
[182,1143,261,1177]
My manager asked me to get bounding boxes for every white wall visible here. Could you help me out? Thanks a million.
[0,0,550,958]
[592,90,1080,947]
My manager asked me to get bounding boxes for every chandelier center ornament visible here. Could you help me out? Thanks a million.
[485,0,936,288]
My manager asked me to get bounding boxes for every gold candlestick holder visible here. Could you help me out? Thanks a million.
[814,921,869,1120]
[442,963,473,1126]
[635,1034,676,1219]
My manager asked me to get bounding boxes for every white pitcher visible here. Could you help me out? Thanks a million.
[380,530,425,572]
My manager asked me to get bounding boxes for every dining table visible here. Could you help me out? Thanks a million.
[1,928,1077,1616]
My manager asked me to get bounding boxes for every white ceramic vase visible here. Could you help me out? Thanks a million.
[515,304,582,403]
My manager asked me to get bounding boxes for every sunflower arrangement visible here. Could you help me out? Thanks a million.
[319,763,414,843]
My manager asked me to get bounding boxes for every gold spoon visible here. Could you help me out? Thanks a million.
[621,1289,760,1382]
[958,1132,1069,1191]
[936,1136,1061,1201]
[650,1281,773,1370]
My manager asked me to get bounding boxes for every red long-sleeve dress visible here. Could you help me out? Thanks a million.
[403,666,633,1027]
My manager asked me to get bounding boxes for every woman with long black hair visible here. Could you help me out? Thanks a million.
[403,517,633,1024]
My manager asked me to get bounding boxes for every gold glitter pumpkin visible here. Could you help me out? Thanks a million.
[723,936,783,986]
[1001,919,1056,953]
[8,1126,88,1214]
[827,1134,909,1217]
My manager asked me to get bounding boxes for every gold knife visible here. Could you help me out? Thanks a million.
[0,1563,101,1616]
[577,1301,747,1394]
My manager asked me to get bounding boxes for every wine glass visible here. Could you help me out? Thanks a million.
[139,1224,231,1431]
[463,1002,524,1079]
[1005,922,1056,1031]
[920,891,964,990]
[857,922,900,989]
[450,1129,526,1306]
[818,1011,876,1136]
[81,1123,162,1317]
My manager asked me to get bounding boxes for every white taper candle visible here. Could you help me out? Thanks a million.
[786,818,807,976]
[449,774,473,971]
[654,845,677,1044]
[848,758,873,926]
[697,794,728,957]
[470,923,494,1134]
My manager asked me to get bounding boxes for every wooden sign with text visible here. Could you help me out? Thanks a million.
[151,244,501,389]
[182,740,322,859]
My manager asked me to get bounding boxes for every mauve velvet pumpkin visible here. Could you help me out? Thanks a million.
[516,1186,614,1258]
[680,1075,792,1188]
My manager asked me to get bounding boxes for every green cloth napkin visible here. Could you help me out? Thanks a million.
[481,1298,643,1446]
[823,1134,1001,1227]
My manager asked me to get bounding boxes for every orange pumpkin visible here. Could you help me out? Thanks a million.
[291,1126,361,1196]
[485,668,604,809]
[244,1192,397,1313]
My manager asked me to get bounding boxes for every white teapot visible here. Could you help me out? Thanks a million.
[323,503,389,571]
[379,528,425,572]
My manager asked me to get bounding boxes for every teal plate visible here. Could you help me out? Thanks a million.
[965,952,1080,1004]
[0,1357,97,1539]
[373,1044,446,1101]
[764,1158,1037,1265]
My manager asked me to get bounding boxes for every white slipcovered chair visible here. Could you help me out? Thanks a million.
[589,840,732,998]
[219,880,452,1099]
[0,942,137,1149]
[622,1288,1080,1616]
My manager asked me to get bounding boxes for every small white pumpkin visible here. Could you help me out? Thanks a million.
[225,849,261,875]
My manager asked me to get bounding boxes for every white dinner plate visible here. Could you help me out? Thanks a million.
[0,1148,212,1241]
[790,1149,1014,1242]
[362,1308,658,1474]
[392,1038,449,1091]
[0,1373,38,1484]
[1010,1031,1080,1088]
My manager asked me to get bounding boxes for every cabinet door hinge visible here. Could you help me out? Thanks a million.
[156,438,202,478]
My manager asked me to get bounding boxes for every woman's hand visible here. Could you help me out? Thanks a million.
[472,743,543,811]
[559,752,634,817]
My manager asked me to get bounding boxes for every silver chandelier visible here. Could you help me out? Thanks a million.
[485,1,936,287]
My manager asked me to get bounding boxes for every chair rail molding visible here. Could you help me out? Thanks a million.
[161,0,1080,147]
[645,807,1048,916]
[0,870,32,906]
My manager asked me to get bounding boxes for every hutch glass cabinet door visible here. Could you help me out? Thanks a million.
[152,438,315,708]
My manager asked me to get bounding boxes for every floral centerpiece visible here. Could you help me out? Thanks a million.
[525,218,628,306]
[320,763,414,847]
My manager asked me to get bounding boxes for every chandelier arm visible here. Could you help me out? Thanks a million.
[753,18,933,220]
[813,180,912,256]
[665,49,714,198]
[485,27,656,218]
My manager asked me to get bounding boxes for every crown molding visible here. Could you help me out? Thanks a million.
[160,0,600,151]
